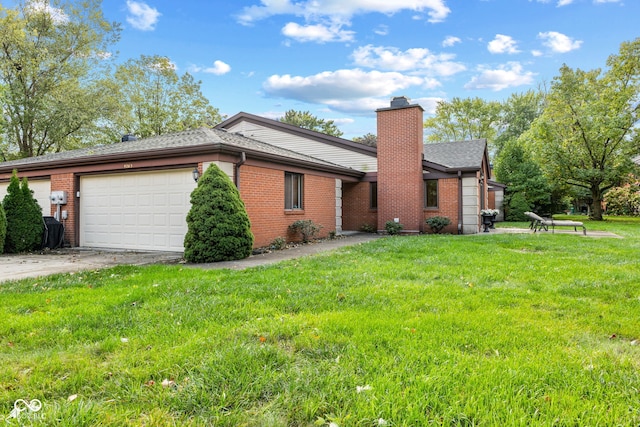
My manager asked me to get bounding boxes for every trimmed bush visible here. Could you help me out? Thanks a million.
[0,205,6,253]
[289,219,322,243]
[270,236,286,250]
[183,164,254,263]
[426,216,451,234]
[384,220,403,235]
[360,223,376,233]
[2,171,44,253]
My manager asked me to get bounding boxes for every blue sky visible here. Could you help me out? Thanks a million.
[41,1,640,138]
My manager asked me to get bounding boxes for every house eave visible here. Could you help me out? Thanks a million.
[218,112,378,157]
[0,142,364,179]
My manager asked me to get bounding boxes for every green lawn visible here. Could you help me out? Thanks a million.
[2,218,640,426]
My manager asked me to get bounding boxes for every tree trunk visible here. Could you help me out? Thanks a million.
[590,185,603,220]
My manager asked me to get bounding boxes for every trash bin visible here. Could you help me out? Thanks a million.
[42,216,65,249]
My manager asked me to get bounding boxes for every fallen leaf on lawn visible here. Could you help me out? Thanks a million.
[356,385,372,393]
[120,338,129,343]
[68,394,78,402]
[161,379,176,388]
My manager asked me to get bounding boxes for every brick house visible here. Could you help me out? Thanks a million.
[0,96,498,252]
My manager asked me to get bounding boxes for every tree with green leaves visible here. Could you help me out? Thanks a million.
[183,164,253,263]
[279,110,343,137]
[2,170,43,253]
[353,132,377,147]
[494,90,546,157]
[423,97,502,147]
[104,55,222,141]
[0,0,121,158]
[494,139,553,220]
[525,38,640,220]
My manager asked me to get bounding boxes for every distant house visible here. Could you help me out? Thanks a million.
[0,96,500,252]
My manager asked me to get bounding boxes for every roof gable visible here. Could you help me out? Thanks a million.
[218,112,377,156]
[423,139,488,171]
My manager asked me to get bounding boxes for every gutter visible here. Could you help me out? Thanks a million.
[458,170,463,235]
[234,151,246,188]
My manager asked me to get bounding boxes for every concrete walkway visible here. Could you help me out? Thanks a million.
[490,226,622,238]
[0,233,382,283]
[184,232,383,271]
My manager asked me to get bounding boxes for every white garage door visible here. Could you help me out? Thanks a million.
[80,169,196,251]
[0,179,51,215]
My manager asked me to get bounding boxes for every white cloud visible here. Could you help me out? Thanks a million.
[594,0,621,3]
[25,0,69,25]
[487,34,520,54]
[442,36,461,47]
[321,95,443,115]
[557,0,574,5]
[237,0,451,26]
[351,45,466,77]
[538,31,582,53]
[412,97,443,115]
[282,22,355,43]
[464,62,536,91]
[126,1,161,31]
[191,60,231,76]
[531,50,543,57]
[374,25,389,36]
[263,69,428,104]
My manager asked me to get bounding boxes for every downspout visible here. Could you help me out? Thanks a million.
[234,152,246,188]
[457,170,463,235]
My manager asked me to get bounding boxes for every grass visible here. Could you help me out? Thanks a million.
[1,218,640,426]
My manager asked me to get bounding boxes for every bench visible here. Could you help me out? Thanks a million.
[524,212,586,235]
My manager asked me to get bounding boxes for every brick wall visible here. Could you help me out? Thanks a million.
[239,165,336,248]
[50,173,78,246]
[423,177,459,234]
[376,102,425,233]
[342,182,377,231]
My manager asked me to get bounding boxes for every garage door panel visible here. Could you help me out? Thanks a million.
[80,169,195,251]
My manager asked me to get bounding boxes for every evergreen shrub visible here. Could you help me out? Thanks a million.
[0,205,6,253]
[2,170,44,253]
[384,220,403,235]
[425,216,451,233]
[183,164,254,263]
[288,219,322,243]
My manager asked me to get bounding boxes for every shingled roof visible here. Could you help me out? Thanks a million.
[423,139,487,170]
[0,127,360,175]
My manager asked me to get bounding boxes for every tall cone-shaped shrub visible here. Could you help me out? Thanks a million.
[2,170,44,253]
[184,164,253,262]
[0,205,6,253]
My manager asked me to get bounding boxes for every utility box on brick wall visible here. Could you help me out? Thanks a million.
[50,191,68,205]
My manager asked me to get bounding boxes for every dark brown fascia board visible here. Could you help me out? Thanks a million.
[423,160,483,174]
[488,180,507,189]
[218,112,378,157]
[0,142,364,179]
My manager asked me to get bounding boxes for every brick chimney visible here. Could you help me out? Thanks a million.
[376,96,425,234]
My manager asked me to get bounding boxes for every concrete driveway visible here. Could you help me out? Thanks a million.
[0,249,184,283]
[0,233,383,283]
